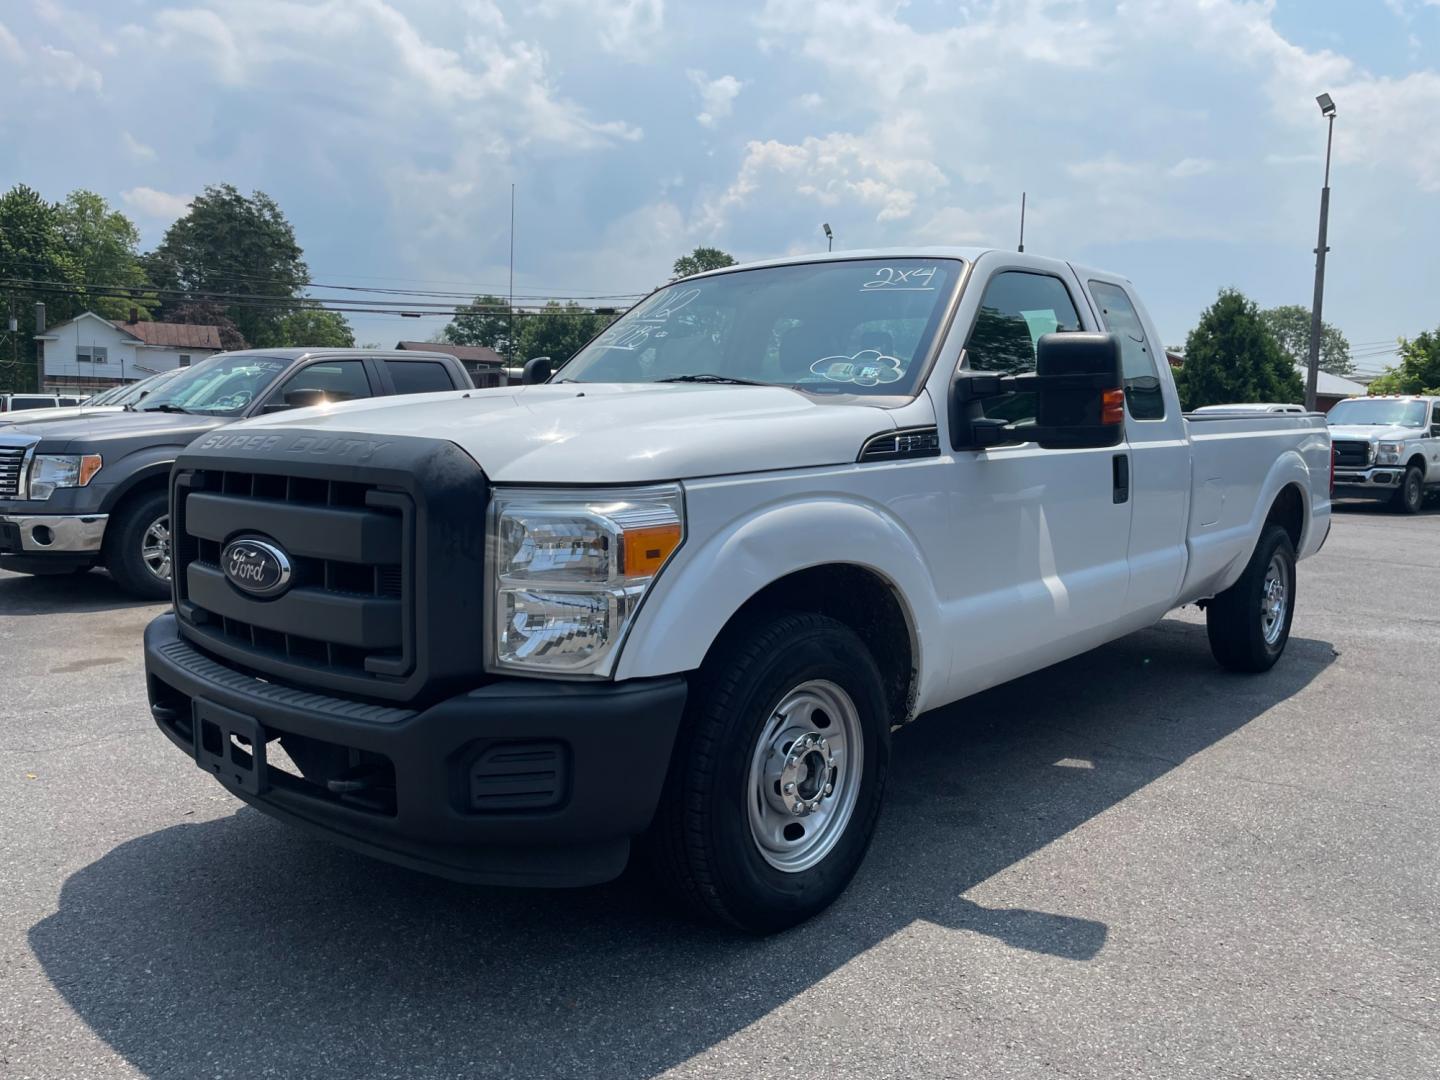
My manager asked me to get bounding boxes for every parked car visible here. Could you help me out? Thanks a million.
[0,393,88,413]
[0,348,473,597]
[0,370,184,427]
[1328,395,1440,512]
[1191,402,1308,414]
[140,249,1332,931]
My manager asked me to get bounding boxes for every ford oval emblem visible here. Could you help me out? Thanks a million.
[221,536,293,598]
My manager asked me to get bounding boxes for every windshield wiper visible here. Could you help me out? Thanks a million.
[141,403,192,414]
[658,373,766,386]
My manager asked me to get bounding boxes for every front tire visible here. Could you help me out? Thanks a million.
[647,611,891,933]
[103,490,172,600]
[1206,524,1296,673]
[1391,465,1424,514]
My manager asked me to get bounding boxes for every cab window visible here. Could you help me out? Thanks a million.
[963,271,1084,423]
[1089,280,1165,420]
[265,360,373,411]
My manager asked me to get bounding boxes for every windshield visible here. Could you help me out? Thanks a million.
[139,353,288,415]
[1327,399,1427,427]
[555,258,963,396]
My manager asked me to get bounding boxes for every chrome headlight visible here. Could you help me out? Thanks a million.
[488,485,684,675]
[1376,441,1404,465]
[27,454,102,500]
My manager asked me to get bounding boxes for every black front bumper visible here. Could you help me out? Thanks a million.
[144,614,687,887]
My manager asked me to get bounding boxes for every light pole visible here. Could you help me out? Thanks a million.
[822,223,833,252]
[1305,92,1336,412]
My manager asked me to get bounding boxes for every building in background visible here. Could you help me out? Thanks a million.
[35,312,223,392]
[395,341,507,388]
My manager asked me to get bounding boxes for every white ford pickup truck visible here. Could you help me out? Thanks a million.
[142,248,1332,931]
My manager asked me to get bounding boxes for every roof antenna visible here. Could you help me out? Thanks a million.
[1018,191,1026,253]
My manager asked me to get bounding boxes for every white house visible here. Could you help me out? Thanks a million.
[36,312,223,392]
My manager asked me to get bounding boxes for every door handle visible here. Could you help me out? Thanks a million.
[1112,453,1130,504]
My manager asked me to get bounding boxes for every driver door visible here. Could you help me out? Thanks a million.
[939,265,1135,698]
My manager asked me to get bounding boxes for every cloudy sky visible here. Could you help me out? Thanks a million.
[2,0,1438,367]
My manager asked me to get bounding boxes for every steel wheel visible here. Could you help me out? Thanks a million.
[1259,551,1289,646]
[745,678,864,873]
[141,514,171,582]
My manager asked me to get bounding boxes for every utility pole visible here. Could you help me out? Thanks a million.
[1306,94,1337,412]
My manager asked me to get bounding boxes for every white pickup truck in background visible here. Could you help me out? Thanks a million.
[142,248,1332,931]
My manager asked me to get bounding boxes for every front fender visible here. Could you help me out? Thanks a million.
[96,449,179,513]
[612,493,947,715]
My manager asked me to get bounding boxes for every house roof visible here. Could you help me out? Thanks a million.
[113,320,223,349]
[396,341,504,365]
[1293,363,1368,398]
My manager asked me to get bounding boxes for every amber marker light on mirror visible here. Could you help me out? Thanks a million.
[1102,389,1126,426]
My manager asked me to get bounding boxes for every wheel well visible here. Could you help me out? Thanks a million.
[1406,453,1426,475]
[718,564,917,724]
[111,473,169,514]
[1265,483,1305,550]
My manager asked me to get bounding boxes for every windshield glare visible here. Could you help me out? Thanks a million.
[556,258,963,396]
[1327,399,1427,427]
[141,354,288,415]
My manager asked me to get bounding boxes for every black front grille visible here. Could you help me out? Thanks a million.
[173,467,414,692]
[1333,440,1372,469]
[0,445,27,498]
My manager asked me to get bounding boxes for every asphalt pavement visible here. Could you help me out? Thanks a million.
[2,502,1437,1079]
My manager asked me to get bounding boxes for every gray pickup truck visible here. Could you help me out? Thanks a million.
[0,348,472,597]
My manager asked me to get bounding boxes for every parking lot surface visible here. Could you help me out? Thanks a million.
[2,503,1437,1079]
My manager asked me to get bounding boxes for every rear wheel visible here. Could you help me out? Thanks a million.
[103,490,172,600]
[1206,524,1296,673]
[1391,465,1424,514]
[647,611,890,933]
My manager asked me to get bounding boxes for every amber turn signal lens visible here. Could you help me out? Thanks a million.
[621,523,683,576]
[78,454,104,486]
[1101,389,1126,426]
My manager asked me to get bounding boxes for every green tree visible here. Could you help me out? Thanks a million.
[1368,329,1440,394]
[441,294,513,355]
[146,184,308,347]
[255,305,355,349]
[55,190,155,321]
[0,184,80,391]
[515,302,615,363]
[672,246,736,280]
[1259,304,1353,376]
[1174,289,1304,410]
[164,301,248,352]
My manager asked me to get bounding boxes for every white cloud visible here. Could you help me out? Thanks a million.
[537,0,663,58]
[121,187,193,220]
[688,70,744,127]
[121,131,156,161]
[0,21,21,62]
[36,45,101,93]
[797,92,824,109]
[1168,157,1216,179]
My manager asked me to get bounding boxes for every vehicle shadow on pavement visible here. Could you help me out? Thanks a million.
[0,570,162,615]
[29,619,1334,1080]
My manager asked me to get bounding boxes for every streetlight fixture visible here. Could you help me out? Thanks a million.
[822,223,833,252]
[1305,92,1337,412]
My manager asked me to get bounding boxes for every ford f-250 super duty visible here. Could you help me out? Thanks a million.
[142,249,1332,931]
[1326,394,1440,513]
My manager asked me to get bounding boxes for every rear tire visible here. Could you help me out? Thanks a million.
[1206,524,1296,673]
[1391,465,1424,514]
[103,490,172,600]
[646,611,890,933]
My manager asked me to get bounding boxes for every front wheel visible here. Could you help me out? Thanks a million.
[103,490,172,600]
[1391,465,1424,514]
[1206,524,1296,673]
[647,611,891,933]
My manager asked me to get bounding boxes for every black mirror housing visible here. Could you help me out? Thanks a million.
[1032,332,1125,450]
[522,356,553,385]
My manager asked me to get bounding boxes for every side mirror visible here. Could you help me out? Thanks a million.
[521,356,553,385]
[948,333,1125,452]
[1032,332,1125,450]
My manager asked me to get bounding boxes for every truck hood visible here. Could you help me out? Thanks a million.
[4,410,227,453]
[236,383,902,483]
[1327,424,1423,442]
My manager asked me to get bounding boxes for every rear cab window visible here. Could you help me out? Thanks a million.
[384,360,457,395]
[1088,280,1165,420]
